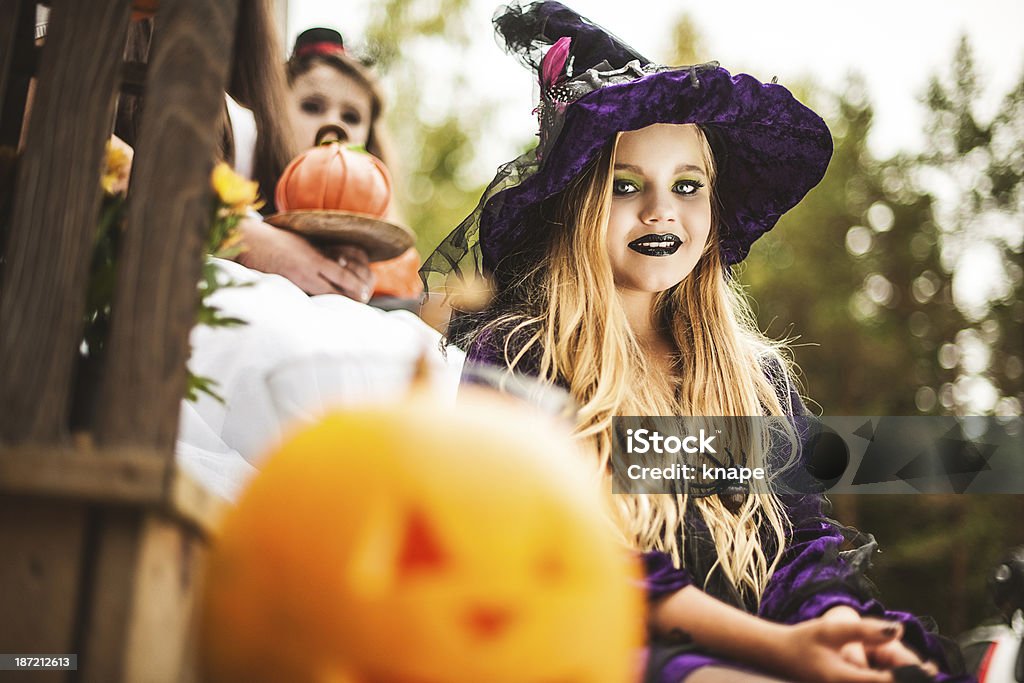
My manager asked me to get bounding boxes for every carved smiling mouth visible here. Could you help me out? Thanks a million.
[627,233,683,257]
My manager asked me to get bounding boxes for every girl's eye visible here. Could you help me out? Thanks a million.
[299,99,324,115]
[342,111,363,126]
[673,179,705,196]
[612,179,639,195]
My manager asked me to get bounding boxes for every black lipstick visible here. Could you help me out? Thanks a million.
[628,233,682,257]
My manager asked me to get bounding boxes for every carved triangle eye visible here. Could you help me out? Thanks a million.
[398,507,448,576]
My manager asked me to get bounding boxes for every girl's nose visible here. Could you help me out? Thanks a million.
[640,193,678,225]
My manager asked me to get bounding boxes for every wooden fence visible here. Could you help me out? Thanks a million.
[0,1,238,679]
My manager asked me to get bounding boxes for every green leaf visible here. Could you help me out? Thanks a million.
[186,372,225,404]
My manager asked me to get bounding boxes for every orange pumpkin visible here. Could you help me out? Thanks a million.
[369,247,424,299]
[200,388,643,683]
[275,141,391,217]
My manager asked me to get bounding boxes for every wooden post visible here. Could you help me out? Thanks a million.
[0,0,133,444]
[0,0,238,680]
[84,0,239,680]
[0,446,224,683]
[0,0,35,148]
[95,0,239,453]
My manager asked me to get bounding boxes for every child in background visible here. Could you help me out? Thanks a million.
[286,28,422,303]
[424,3,970,682]
[116,2,376,301]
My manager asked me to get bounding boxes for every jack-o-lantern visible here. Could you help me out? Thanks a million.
[200,388,643,683]
[275,136,391,217]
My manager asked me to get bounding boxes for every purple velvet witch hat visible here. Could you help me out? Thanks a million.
[422,1,832,287]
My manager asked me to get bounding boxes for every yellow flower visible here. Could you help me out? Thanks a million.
[211,162,260,212]
[101,138,133,195]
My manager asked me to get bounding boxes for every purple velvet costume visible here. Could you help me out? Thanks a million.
[465,337,972,683]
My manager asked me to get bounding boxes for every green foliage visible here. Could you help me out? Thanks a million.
[184,198,254,402]
[661,13,708,66]
[82,178,252,407]
[362,0,495,255]
[916,36,1024,414]
[735,32,1024,635]
[850,494,1024,635]
[400,114,493,254]
[363,0,473,70]
[739,77,960,415]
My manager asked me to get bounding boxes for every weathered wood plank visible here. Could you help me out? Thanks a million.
[0,496,87,683]
[0,0,133,443]
[0,446,226,530]
[168,458,228,531]
[0,445,167,504]
[75,508,142,683]
[74,508,211,683]
[122,515,207,683]
[95,0,240,451]
[0,0,35,148]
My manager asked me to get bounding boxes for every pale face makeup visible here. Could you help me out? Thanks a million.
[289,63,373,149]
[606,123,713,296]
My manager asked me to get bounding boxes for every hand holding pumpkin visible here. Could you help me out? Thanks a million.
[237,217,375,301]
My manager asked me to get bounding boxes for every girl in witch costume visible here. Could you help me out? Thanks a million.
[423,3,972,682]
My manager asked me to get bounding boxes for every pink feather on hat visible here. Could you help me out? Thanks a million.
[540,36,572,89]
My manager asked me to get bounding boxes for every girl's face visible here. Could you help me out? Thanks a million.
[289,63,373,149]
[605,123,713,294]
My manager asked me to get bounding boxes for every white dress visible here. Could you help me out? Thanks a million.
[176,259,463,502]
[174,101,464,501]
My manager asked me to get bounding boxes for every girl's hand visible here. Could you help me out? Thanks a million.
[322,244,375,298]
[821,606,938,678]
[866,640,938,677]
[237,219,375,301]
[764,617,903,683]
[822,605,870,669]
[652,586,904,683]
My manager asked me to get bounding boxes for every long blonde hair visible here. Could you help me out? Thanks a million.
[477,126,800,602]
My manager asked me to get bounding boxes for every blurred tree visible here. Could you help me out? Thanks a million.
[362,0,493,254]
[914,37,1024,416]
[733,31,1024,636]
[740,77,962,416]
[662,13,707,66]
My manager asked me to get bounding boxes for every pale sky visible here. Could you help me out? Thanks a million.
[287,0,1024,166]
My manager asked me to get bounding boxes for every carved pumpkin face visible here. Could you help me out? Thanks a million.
[274,140,392,217]
[201,389,642,683]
